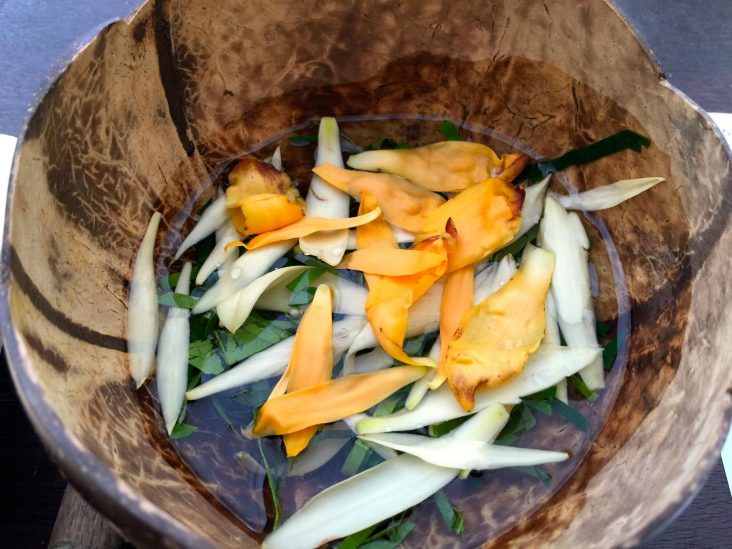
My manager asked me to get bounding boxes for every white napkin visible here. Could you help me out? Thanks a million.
[0,115,731,492]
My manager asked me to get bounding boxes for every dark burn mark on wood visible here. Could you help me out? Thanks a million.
[153,0,196,157]
[133,19,147,43]
[9,246,127,352]
[22,330,70,374]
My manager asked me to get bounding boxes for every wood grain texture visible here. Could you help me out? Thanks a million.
[3,2,732,546]
[49,487,127,549]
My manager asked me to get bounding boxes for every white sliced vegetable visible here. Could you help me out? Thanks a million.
[544,293,568,403]
[263,404,509,549]
[156,262,192,434]
[554,177,664,211]
[256,272,368,317]
[360,433,568,470]
[345,226,414,250]
[174,195,228,260]
[341,281,443,371]
[196,221,240,285]
[405,341,441,409]
[128,212,162,388]
[342,414,398,461]
[473,254,517,303]
[351,347,393,374]
[299,117,350,266]
[270,146,283,171]
[356,345,601,434]
[541,196,604,389]
[192,240,296,314]
[515,175,550,239]
[288,437,349,477]
[216,266,308,333]
[186,316,366,401]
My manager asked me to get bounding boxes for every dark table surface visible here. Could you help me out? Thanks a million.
[0,0,730,547]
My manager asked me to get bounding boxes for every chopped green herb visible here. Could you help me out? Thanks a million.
[595,320,611,336]
[525,399,553,416]
[158,291,198,309]
[568,374,599,401]
[200,349,226,375]
[360,518,416,548]
[336,524,379,549]
[603,336,618,370]
[402,332,438,357]
[341,440,372,476]
[188,339,225,374]
[289,134,318,146]
[232,380,272,408]
[286,267,327,293]
[292,253,339,274]
[515,465,552,485]
[429,416,469,438]
[523,387,558,401]
[366,138,408,151]
[495,403,535,445]
[433,490,464,535]
[552,399,588,431]
[492,224,540,262]
[523,129,652,183]
[257,438,283,529]
[170,423,197,439]
[439,120,461,141]
[372,394,404,417]
[186,368,202,391]
[214,313,295,366]
[289,286,318,307]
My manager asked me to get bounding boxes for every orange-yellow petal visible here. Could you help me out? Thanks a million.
[338,248,446,276]
[418,178,523,272]
[356,190,397,290]
[497,153,531,184]
[228,191,304,236]
[253,366,428,435]
[445,247,555,411]
[346,141,504,192]
[245,207,382,250]
[312,164,445,232]
[431,263,475,389]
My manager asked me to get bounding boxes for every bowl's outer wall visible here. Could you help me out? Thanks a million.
[2,0,731,547]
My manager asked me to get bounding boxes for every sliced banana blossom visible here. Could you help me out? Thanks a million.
[262,404,510,549]
[174,196,227,261]
[156,262,192,434]
[192,240,296,314]
[359,433,568,470]
[128,211,162,387]
[312,163,445,232]
[216,266,308,333]
[186,316,366,401]
[553,177,664,211]
[256,271,368,317]
[346,141,506,192]
[356,345,601,434]
[515,175,550,240]
[299,117,351,265]
[196,221,240,285]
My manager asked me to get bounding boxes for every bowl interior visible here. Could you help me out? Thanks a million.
[3,0,732,547]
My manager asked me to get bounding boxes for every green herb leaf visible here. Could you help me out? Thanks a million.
[568,374,599,401]
[170,423,197,439]
[372,394,404,418]
[552,399,588,431]
[292,253,339,274]
[186,368,202,391]
[158,291,198,309]
[286,267,327,292]
[214,312,296,366]
[366,138,408,151]
[523,387,558,400]
[188,339,225,374]
[525,399,553,416]
[257,439,282,529]
[433,490,464,535]
[595,320,611,336]
[603,336,618,370]
[439,120,461,141]
[289,134,318,146]
[429,416,470,438]
[289,287,318,307]
[515,465,552,485]
[493,224,540,262]
[523,129,652,182]
[232,380,273,408]
[336,525,379,549]
[341,440,372,476]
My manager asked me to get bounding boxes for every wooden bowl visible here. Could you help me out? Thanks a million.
[3,0,731,546]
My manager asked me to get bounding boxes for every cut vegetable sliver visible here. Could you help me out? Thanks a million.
[253,366,428,436]
[359,433,568,470]
[554,177,664,211]
[128,211,162,388]
[174,195,227,260]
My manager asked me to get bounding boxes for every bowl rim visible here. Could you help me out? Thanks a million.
[1,1,731,546]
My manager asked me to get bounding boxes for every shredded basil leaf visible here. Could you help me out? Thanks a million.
[603,336,618,370]
[289,134,318,146]
[595,320,611,336]
[337,525,379,549]
[492,224,540,262]
[257,439,283,529]
[366,138,407,151]
[158,291,198,309]
[568,374,599,400]
[188,339,225,374]
[523,387,558,400]
[439,120,461,141]
[289,287,318,307]
[433,490,464,535]
[552,399,588,431]
[286,267,327,293]
[341,440,372,476]
[429,416,469,438]
[523,129,652,182]
[170,423,197,439]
